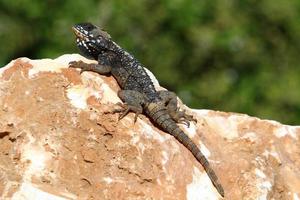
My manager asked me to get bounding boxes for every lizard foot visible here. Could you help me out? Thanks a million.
[69,61,112,74]
[172,109,197,128]
[69,61,90,74]
[112,102,142,123]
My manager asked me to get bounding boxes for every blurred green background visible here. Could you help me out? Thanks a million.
[1,0,300,125]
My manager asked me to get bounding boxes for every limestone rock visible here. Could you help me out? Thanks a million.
[0,54,299,200]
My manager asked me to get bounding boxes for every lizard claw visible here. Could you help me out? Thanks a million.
[111,103,128,120]
[118,107,130,121]
[178,119,190,128]
[69,61,89,74]
[69,61,81,68]
[182,110,197,124]
[112,103,141,123]
[172,109,197,127]
[111,102,126,114]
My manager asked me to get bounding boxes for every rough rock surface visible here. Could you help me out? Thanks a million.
[0,54,299,200]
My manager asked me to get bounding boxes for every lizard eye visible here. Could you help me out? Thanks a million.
[86,24,94,31]
[79,23,95,32]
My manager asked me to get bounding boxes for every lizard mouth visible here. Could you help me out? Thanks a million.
[72,26,86,41]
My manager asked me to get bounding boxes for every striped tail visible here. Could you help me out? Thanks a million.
[146,104,224,197]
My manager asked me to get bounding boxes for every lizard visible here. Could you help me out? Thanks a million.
[69,22,224,197]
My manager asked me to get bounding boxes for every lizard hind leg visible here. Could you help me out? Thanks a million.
[115,90,145,122]
[158,90,197,127]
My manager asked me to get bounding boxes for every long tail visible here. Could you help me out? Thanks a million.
[146,104,224,197]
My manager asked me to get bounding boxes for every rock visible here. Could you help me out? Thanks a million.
[0,54,299,200]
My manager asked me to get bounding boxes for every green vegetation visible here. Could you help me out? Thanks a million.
[1,0,300,124]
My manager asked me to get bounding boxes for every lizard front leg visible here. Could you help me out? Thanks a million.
[69,61,111,74]
[114,90,145,122]
[69,52,114,74]
[158,90,197,127]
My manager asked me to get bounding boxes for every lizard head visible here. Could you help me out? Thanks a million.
[72,23,112,59]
